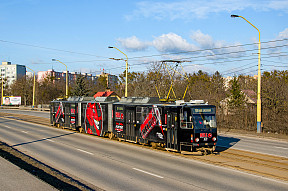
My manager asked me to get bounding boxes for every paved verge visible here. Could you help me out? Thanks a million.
[0,157,56,191]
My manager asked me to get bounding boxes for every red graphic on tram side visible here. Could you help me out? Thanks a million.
[140,105,164,139]
[84,103,103,136]
[55,102,64,123]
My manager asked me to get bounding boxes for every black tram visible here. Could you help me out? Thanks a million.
[50,97,217,154]
[164,101,217,153]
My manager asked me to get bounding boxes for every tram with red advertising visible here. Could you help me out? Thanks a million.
[50,97,217,154]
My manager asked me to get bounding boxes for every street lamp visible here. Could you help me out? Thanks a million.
[52,59,69,98]
[231,14,262,133]
[26,66,36,108]
[108,46,128,97]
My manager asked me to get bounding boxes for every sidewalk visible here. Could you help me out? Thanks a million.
[0,157,56,191]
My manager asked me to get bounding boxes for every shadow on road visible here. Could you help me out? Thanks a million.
[215,135,241,152]
[12,132,76,147]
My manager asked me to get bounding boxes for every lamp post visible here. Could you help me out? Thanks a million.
[52,59,68,98]
[26,66,36,108]
[231,14,262,133]
[108,46,128,97]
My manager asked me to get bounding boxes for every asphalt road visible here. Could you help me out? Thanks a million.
[217,133,288,158]
[0,118,287,191]
[1,109,287,158]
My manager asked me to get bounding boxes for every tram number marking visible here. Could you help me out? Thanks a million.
[200,133,207,138]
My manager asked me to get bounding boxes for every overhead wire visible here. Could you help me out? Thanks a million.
[1,38,287,62]
[1,37,287,75]
[107,53,288,72]
[222,65,257,76]
[0,39,109,59]
[127,38,288,60]
[106,45,288,70]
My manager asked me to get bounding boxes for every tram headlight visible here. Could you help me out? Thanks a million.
[195,138,199,142]
[212,137,217,142]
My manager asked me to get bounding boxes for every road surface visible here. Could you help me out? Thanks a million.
[1,109,287,157]
[0,117,287,191]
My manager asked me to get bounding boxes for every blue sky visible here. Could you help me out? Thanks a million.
[0,0,287,76]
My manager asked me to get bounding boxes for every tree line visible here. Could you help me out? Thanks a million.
[4,68,288,135]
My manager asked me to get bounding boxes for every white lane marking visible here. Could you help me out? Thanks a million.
[274,146,288,150]
[21,131,28,134]
[77,148,94,155]
[46,139,55,142]
[133,168,164,179]
[3,125,11,129]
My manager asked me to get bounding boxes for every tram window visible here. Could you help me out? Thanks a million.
[136,107,149,123]
[136,107,142,122]
[193,114,217,129]
[193,115,205,129]
[101,105,105,120]
[180,109,193,129]
[136,107,141,113]
[158,107,162,115]
[71,104,76,114]
[96,104,102,118]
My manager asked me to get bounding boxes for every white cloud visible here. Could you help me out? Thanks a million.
[268,1,288,11]
[191,30,215,49]
[117,31,246,60]
[152,33,197,52]
[126,0,288,21]
[117,36,150,51]
[264,28,288,54]
[278,28,288,39]
[117,33,198,53]
[190,30,245,59]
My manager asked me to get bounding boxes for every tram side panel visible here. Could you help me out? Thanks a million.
[62,102,79,130]
[113,104,126,139]
[50,101,65,127]
[165,106,180,151]
[112,103,166,144]
[81,101,109,137]
[135,105,166,144]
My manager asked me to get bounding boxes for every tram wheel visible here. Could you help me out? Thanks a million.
[108,132,114,139]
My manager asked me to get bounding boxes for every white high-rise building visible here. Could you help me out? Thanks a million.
[0,62,26,86]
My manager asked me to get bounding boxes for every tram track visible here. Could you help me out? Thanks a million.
[0,111,287,183]
[185,147,288,182]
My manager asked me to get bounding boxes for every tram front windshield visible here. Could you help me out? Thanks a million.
[192,114,216,129]
[180,107,216,129]
[192,107,216,129]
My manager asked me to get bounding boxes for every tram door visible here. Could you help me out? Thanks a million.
[126,109,135,141]
[167,112,178,150]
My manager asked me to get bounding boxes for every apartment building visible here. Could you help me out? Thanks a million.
[96,71,118,88]
[37,69,99,84]
[0,62,26,86]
